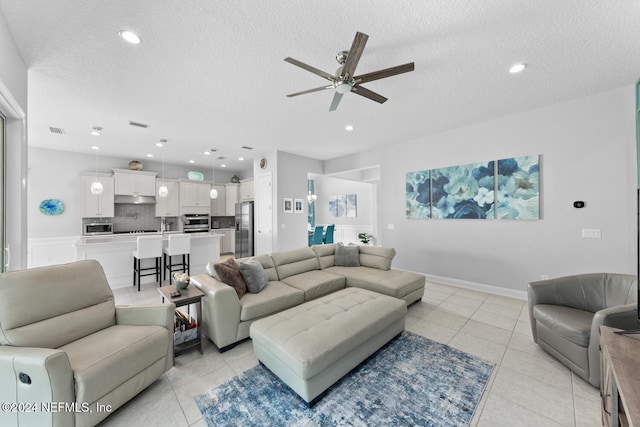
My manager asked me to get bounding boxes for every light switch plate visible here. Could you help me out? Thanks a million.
[581,228,601,238]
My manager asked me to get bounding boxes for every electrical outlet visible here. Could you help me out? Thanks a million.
[387,224,395,230]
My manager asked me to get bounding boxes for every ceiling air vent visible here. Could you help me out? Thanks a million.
[216,156,226,160]
[49,127,65,134]
[241,146,253,150]
[128,121,149,128]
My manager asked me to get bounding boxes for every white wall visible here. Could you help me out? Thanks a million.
[28,147,239,238]
[0,9,28,270]
[325,86,637,296]
[314,175,375,243]
[275,151,323,252]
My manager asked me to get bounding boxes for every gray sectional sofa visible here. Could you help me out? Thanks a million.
[191,244,425,351]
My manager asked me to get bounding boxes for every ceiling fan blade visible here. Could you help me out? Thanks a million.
[286,85,333,97]
[284,57,334,81]
[351,85,388,104]
[341,32,369,78]
[329,92,344,111]
[354,62,415,84]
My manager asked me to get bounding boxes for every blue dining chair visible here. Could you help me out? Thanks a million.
[309,225,324,246]
[323,224,335,244]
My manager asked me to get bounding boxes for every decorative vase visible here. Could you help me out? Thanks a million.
[128,160,143,171]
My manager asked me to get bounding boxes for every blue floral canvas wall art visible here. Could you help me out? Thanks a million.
[431,161,495,219]
[406,170,431,218]
[496,155,540,219]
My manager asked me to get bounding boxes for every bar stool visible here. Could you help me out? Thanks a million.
[132,235,163,292]
[163,234,191,282]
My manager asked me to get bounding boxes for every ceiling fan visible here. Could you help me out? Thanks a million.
[285,32,415,111]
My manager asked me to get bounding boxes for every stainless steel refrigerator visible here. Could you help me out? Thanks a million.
[235,201,254,258]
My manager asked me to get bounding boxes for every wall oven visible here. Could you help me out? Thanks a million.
[182,214,210,233]
[83,223,113,236]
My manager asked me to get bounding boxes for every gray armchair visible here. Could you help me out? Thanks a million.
[0,260,175,427]
[528,273,637,387]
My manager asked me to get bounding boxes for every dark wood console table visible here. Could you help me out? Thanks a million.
[600,326,640,427]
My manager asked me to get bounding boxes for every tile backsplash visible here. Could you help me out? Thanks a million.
[82,205,178,233]
[211,216,235,228]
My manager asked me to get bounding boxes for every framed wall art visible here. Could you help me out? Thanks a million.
[283,198,293,213]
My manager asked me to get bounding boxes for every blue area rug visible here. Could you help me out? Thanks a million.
[195,331,494,427]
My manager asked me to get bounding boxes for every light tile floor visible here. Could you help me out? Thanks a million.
[100,280,602,427]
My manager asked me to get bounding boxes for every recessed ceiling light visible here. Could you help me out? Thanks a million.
[509,63,526,74]
[221,164,226,168]
[91,146,100,150]
[345,124,354,131]
[204,151,210,155]
[189,160,195,164]
[238,157,244,161]
[155,142,163,147]
[119,30,142,45]
[90,126,102,136]
[146,154,153,158]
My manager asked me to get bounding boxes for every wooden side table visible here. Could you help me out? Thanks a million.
[600,326,640,427]
[158,285,205,364]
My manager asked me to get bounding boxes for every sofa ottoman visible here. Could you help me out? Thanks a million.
[249,287,407,405]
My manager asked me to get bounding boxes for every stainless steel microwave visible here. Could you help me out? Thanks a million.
[84,223,113,235]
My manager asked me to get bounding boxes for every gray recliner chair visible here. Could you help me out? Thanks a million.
[0,260,175,427]
[528,273,638,387]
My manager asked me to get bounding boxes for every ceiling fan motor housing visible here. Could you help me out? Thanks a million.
[335,80,354,94]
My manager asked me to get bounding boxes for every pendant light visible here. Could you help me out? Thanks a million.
[209,149,218,199]
[158,140,168,197]
[90,146,103,195]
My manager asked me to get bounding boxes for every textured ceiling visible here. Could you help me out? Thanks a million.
[1,1,639,173]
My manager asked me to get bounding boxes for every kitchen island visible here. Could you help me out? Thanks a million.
[74,231,222,289]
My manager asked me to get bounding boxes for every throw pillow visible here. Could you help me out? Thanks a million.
[213,257,247,298]
[205,261,218,278]
[239,258,268,293]
[334,242,360,266]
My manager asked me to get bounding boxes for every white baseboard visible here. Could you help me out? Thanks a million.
[419,272,527,301]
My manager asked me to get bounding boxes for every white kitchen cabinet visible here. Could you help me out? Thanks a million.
[219,229,235,254]
[81,174,114,218]
[155,179,180,217]
[239,178,254,201]
[225,183,238,215]
[228,229,235,254]
[210,184,226,216]
[180,181,211,214]
[113,169,157,196]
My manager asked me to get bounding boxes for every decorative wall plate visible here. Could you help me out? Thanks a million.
[188,171,205,181]
[39,199,65,215]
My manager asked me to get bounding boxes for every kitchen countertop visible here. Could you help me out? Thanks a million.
[75,231,223,246]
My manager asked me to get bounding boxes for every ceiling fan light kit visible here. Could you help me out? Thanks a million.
[285,31,414,111]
